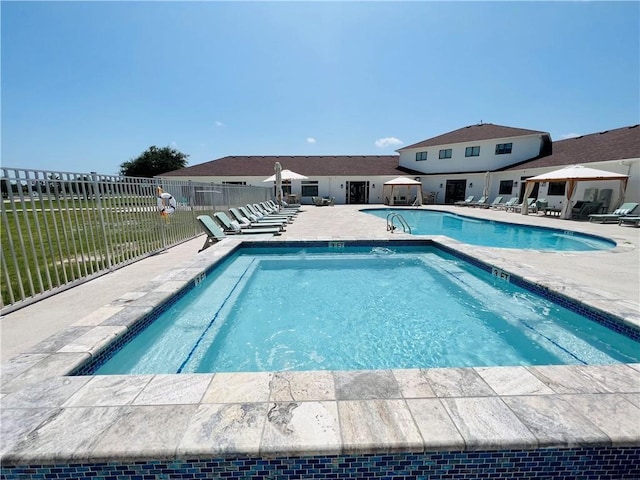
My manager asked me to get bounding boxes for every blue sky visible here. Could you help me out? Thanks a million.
[2,1,639,175]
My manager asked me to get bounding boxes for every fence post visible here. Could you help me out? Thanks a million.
[92,172,113,269]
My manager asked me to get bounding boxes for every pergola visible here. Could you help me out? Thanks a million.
[383,177,423,206]
[522,165,629,218]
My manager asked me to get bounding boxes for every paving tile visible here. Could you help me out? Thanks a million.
[1,373,91,407]
[561,393,640,444]
[71,305,126,326]
[392,368,437,398]
[132,373,212,405]
[425,367,495,397]
[576,364,640,393]
[527,365,611,394]
[261,401,341,455]
[334,370,401,400]
[269,370,336,401]
[2,406,122,464]
[502,395,610,448]
[0,407,57,455]
[202,372,272,403]
[0,353,48,389]
[405,398,465,449]
[63,374,153,407]
[178,402,268,456]
[475,366,555,395]
[339,399,423,453]
[28,326,94,353]
[441,397,538,450]
[90,404,198,461]
[57,326,126,355]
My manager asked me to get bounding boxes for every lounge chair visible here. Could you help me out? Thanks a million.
[252,203,296,219]
[571,201,602,220]
[531,199,547,214]
[261,201,298,216]
[246,204,291,221]
[469,196,488,208]
[267,199,301,213]
[589,202,639,223]
[454,195,474,206]
[618,216,640,227]
[229,207,287,229]
[196,215,227,252]
[484,196,503,209]
[229,207,287,228]
[312,196,326,206]
[511,198,536,213]
[495,197,517,210]
[240,205,289,224]
[213,211,282,236]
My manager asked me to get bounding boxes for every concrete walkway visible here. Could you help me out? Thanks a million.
[1,204,639,362]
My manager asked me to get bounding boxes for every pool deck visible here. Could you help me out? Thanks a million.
[1,205,639,466]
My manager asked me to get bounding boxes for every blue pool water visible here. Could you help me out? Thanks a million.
[92,243,639,375]
[364,208,616,250]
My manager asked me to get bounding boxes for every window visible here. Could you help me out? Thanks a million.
[495,143,513,155]
[439,149,452,159]
[465,146,480,157]
[222,181,246,185]
[499,180,513,195]
[301,181,318,197]
[415,151,427,161]
[547,181,566,196]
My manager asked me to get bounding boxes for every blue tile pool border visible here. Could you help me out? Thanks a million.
[2,447,639,480]
[68,239,640,376]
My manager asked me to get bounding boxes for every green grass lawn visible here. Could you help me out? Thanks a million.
[1,195,201,308]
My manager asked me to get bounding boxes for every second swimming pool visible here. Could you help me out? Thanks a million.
[87,242,639,375]
[364,208,616,250]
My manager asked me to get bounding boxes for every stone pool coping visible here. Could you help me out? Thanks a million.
[1,236,639,465]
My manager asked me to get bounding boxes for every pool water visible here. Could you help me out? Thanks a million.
[93,244,639,374]
[364,209,616,250]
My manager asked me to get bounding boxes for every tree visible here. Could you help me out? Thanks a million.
[120,146,189,178]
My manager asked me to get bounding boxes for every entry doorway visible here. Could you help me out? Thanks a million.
[519,178,539,202]
[346,181,369,204]
[445,179,467,204]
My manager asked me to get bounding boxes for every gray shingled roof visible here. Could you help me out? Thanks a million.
[502,124,640,171]
[397,123,549,151]
[161,124,639,178]
[161,155,423,177]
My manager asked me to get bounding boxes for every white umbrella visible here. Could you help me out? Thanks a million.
[262,169,308,182]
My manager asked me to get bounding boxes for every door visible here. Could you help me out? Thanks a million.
[346,181,369,204]
[445,179,467,204]
[519,178,539,202]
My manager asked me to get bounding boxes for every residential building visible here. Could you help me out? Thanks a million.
[159,123,639,211]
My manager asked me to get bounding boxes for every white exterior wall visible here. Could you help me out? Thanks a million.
[398,135,544,174]
[159,158,639,208]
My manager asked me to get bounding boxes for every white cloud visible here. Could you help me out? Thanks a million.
[558,132,580,140]
[214,120,224,127]
[374,137,403,148]
[306,137,317,144]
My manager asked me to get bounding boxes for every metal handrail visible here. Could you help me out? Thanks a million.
[386,212,411,233]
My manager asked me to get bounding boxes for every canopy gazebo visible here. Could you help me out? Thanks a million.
[383,177,423,206]
[522,165,629,218]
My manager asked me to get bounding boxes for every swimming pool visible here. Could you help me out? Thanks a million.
[84,241,639,375]
[364,208,616,250]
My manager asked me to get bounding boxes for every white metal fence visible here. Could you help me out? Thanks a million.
[1,167,270,314]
